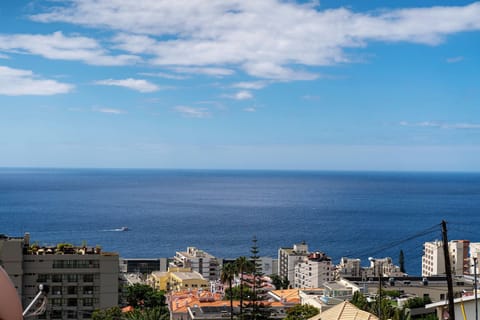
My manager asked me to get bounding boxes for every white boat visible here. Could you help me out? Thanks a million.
[117,227,129,231]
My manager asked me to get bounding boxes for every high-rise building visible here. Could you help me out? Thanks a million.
[422,240,470,276]
[171,247,220,281]
[0,233,119,320]
[278,242,309,286]
[293,252,332,288]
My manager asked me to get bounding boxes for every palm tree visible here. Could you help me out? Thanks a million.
[221,263,236,320]
[235,256,249,318]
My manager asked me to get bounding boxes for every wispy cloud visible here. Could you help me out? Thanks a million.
[232,81,268,90]
[94,107,126,115]
[302,95,321,101]
[173,106,211,118]
[244,107,256,112]
[400,121,480,129]
[139,72,189,80]
[94,78,159,92]
[446,56,464,63]
[28,1,480,81]
[0,65,73,96]
[232,90,253,100]
[0,31,140,66]
[169,67,235,77]
[0,53,9,59]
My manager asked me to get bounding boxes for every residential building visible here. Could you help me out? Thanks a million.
[336,257,361,278]
[294,252,333,289]
[469,242,480,274]
[366,257,402,278]
[0,233,119,320]
[119,258,168,274]
[422,240,470,276]
[278,242,309,286]
[148,267,209,292]
[171,247,220,281]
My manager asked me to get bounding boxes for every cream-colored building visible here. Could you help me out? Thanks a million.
[294,252,333,289]
[422,240,470,276]
[278,242,309,286]
[171,247,220,281]
[0,233,119,320]
[336,257,361,278]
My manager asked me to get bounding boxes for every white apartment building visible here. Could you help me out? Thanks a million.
[278,242,309,286]
[171,247,220,281]
[0,233,119,320]
[365,257,403,278]
[469,242,480,275]
[293,252,333,289]
[422,240,470,276]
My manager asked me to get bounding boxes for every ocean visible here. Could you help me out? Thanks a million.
[1,168,479,276]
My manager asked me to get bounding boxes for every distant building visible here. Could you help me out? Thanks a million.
[336,257,361,278]
[0,233,119,320]
[366,257,403,278]
[294,252,333,288]
[278,242,309,286]
[171,247,220,281]
[148,267,209,292]
[422,240,470,276]
[120,258,168,274]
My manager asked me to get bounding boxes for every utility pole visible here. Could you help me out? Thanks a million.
[442,220,455,320]
[474,257,478,320]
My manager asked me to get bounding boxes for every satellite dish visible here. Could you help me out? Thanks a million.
[0,266,23,320]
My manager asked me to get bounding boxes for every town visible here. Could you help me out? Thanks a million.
[1,233,479,320]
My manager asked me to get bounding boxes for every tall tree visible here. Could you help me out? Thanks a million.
[235,256,251,319]
[221,262,236,320]
[399,250,406,273]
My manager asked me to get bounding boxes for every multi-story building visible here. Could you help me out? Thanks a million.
[336,257,362,278]
[366,257,402,278]
[278,242,309,286]
[293,252,332,289]
[119,258,168,274]
[171,247,220,281]
[148,267,209,292]
[422,240,470,276]
[0,233,119,320]
[469,242,480,274]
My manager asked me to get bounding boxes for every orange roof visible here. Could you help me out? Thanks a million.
[269,289,301,304]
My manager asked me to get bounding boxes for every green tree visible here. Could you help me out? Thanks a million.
[399,250,406,273]
[221,262,236,320]
[235,256,254,318]
[124,307,169,320]
[126,284,166,308]
[285,304,320,320]
[92,307,123,320]
[270,274,290,290]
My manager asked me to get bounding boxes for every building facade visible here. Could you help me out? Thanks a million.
[293,252,332,289]
[171,247,220,281]
[278,242,309,286]
[422,240,470,276]
[0,233,119,320]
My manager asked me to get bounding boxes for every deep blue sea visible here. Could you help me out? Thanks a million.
[1,168,479,276]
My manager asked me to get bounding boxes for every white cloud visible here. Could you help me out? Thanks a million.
[232,90,253,100]
[0,65,73,96]
[446,56,464,63]
[94,107,126,114]
[169,67,235,77]
[400,121,480,129]
[0,53,9,59]
[28,1,480,80]
[94,78,159,92]
[173,105,211,118]
[244,107,256,112]
[139,72,189,80]
[232,81,268,90]
[0,31,140,66]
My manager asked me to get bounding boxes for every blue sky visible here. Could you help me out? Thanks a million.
[0,1,479,171]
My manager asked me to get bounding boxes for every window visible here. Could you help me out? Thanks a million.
[83,298,94,307]
[52,274,63,283]
[67,286,77,295]
[37,274,49,282]
[83,274,94,282]
[67,274,78,282]
[67,298,78,307]
[51,298,62,307]
[67,311,77,319]
[52,286,62,295]
[51,310,62,319]
[83,286,94,295]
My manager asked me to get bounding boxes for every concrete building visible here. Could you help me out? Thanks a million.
[120,258,168,274]
[0,233,119,320]
[469,242,480,274]
[336,257,362,278]
[365,257,403,278]
[278,242,309,286]
[171,247,220,281]
[294,252,333,289]
[422,240,470,276]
